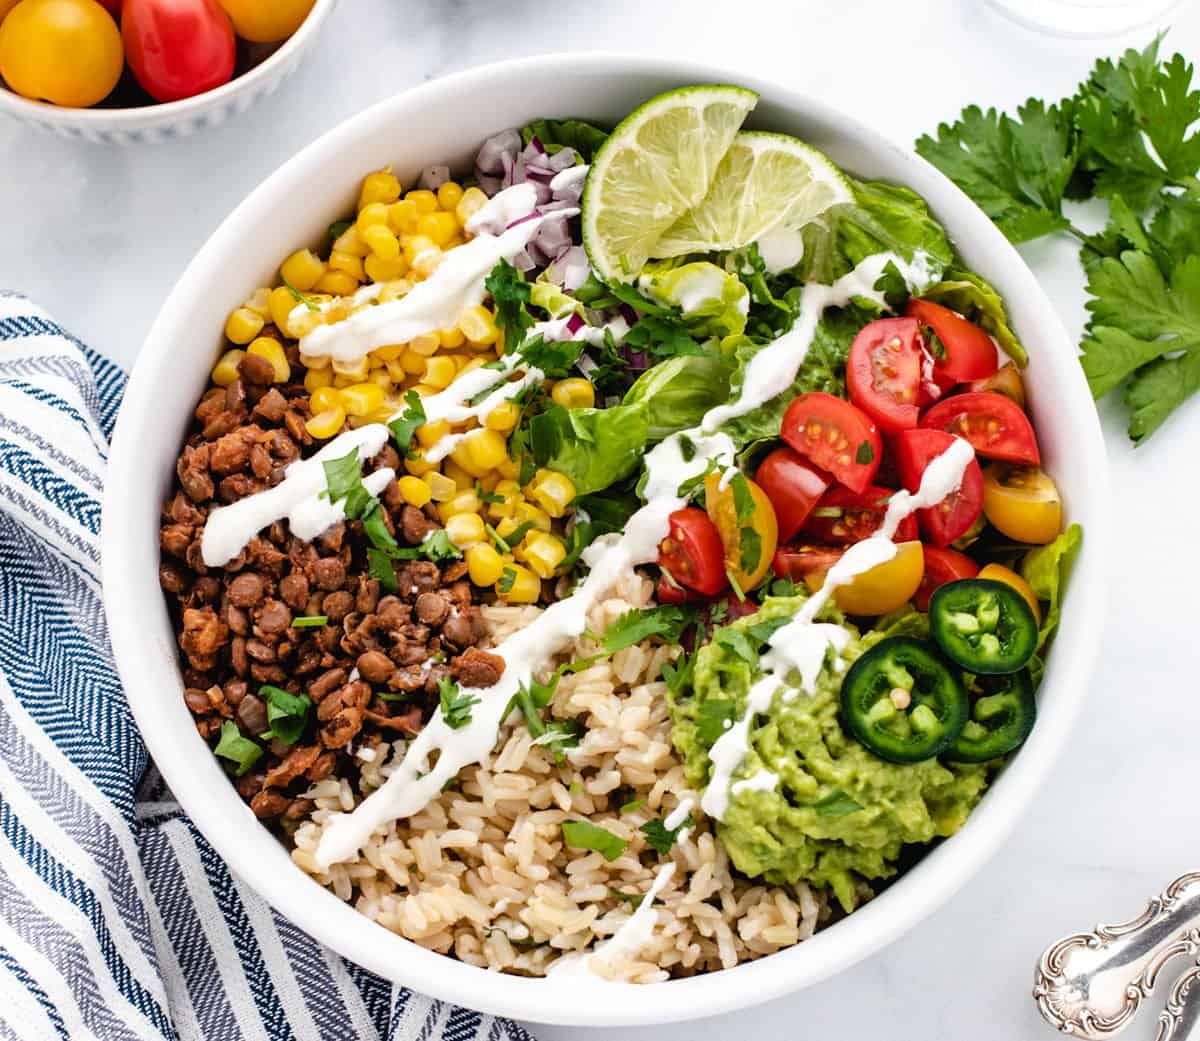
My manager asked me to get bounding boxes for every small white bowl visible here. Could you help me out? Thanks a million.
[0,0,337,143]
[103,53,1110,1026]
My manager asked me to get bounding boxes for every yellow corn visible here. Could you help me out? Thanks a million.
[514,501,552,532]
[477,470,499,493]
[437,181,464,211]
[368,367,392,389]
[224,307,265,345]
[522,532,567,579]
[406,240,442,279]
[465,543,504,586]
[416,419,451,449]
[495,516,523,542]
[445,512,486,549]
[364,254,409,282]
[356,202,390,232]
[304,365,334,392]
[211,349,245,387]
[290,309,324,340]
[406,189,438,214]
[379,279,413,303]
[417,211,458,247]
[397,475,432,507]
[461,428,507,473]
[280,249,325,292]
[439,490,482,521]
[383,357,406,382]
[422,356,457,390]
[333,225,370,257]
[443,458,477,490]
[340,382,385,417]
[404,454,438,476]
[328,249,366,281]
[487,479,521,521]
[399,348,427,375]
[496,455,521,480]
[455,187,488,227]
[407,332,440,356]
[437,325,465,349]
[387,199,419,235]
[528,469,576,518]
[316,270,359,296]
[306,406,345,440]
[362,223,401,261]
[484,400,520,433]
[496,563,539,603]
[457,305,499,346]
[371,344,405,363]
[247,337,290,383]
[243,287,272,317]
[358,169,401,209]
[331,355,370,380]
[268,286,299,335]
[423,471,457,501]
[551,378,596,410]
[412,383,440,397]
[310,386,341,413]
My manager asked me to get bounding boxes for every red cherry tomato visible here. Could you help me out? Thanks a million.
[799,485,919,545]
[846,317,924,433]
[912,545,979,611]
[754,446,830,542]
[906,299,999,384]
[122,0,234,103]
[656,574,704,605]
[771,543,846,582]
[892,428,984,547]
[919,390,1041,465]
[781,392,881,494]
[98,0,120,11]
[657,507,727,597]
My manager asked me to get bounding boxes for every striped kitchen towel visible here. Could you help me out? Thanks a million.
[0,293,537,1041]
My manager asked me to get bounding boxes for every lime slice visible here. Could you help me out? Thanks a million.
[651,131,853,258]
[582,85,759,283]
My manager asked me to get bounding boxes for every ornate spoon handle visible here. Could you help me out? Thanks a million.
[1033,872,1200,1038]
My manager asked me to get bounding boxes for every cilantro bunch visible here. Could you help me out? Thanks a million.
[916,34,1200,443]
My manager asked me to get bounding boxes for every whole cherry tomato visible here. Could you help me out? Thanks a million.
[122,0,234,103]
[217,0,312,42]
[0,0,123,107]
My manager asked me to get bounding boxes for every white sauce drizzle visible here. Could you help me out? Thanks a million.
[755,224,807,275]
[549,165,589,193]
[731,769,778,796]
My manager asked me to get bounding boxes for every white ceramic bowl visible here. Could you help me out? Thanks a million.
[102,53,1110,1026]
[0,0,337,143]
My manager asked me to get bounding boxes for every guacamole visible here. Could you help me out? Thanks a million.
[669,597,988,911]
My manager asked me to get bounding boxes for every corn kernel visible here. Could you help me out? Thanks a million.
[212,349,245,387]
[404,454,437,476]
[368,367,392,389]
[400,348,428,376]
[310,386,341,413]
[514,500,552,532]
[306,406,345,440]
[406,189,438,214]
[422,355,457,390]
[331,355,370,380]
[328,249,366,281]
[268,286,299,334]
[340,382,385,417]
[356,202,390,233]
[417,210,458,247]
[364,254,409,282]
[435,181,463,211]
[292,310,324,340]
[416,419,451,449]
[466,543,504,586]
[359,169,402,209]
[371,344,405,363]
[457,305,498,345]
[247,337,290,383]
[495,516,524,542]
[243,287,272,317]
[522,532,567,579]
[528,469,576,518]
[361,223,401,261]
[486,479,521,521]
[496,455,521,480]
[439,490,483,522]
[397,475,432,508]
[445,512,486,549]
[456,186,488,227]
[411,245,443,279]
[424,471,457,501]
[461,428,507,473]
[387,199,419,235]
[441,458,475,490]
[316,270,359,296]
[477,471,499,493]
[551,377,596,410]
[496,563,539,603]
[224,307,264,345]
[333,225,370,257]
[485,400,520,432]
[412,383,439,397]
[385,357,408,382]
[402,332,437,357]
[304,365,335,392]
[378,279,413,304]
[436,325,465,349]
[280,249,325,292]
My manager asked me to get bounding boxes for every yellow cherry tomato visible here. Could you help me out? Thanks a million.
[805,541,925,616]
[982,462,1062,545]
[0,0,123,107]
[216,0,313,42]
[977,564,1041,624]
[704,472,778,594]
[968,361,1026,410]
[0,0,23,23]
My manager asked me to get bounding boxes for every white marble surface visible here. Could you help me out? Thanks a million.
[3,1,1199,1037]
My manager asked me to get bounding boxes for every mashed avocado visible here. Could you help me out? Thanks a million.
[669,597,988,911]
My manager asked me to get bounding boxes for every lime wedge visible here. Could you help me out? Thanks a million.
[582,85,759,283]
[651,131,853,258]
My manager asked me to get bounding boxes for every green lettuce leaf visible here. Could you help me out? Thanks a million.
[639,260,749,338]
[530,274,584,319]
[1020,523,1082,651]
[522,118,610,161]
[622,353,732,439]
[921,269,1029,367]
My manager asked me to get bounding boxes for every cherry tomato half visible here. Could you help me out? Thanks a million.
[981,463,1063,545]
[847,317,924,433]
[755,446,830,542]
[799,541,926,616]
[920,391,1040,465]
[657,507,727,597]
[705,473,778,593]
[656,574,704,605]
[968,361,1026,410]
[772,543,847,583]
[0,0,123,107]
[893,428,984,548]
[800,485,919,545]
[906,298,999,384]
[216,0,312,42]
[122,0,234,103]
[913,545,979,611]
[781,392,881,494]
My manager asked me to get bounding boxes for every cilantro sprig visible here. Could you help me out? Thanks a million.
[640,814,693,856]
[438,676,479,730]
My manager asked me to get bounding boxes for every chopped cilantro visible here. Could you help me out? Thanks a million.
[676,457,720,500]
[475,483,504,506]
[661,650,696,698]
[387,390,427,457]
[695,699,736,744]
[214,720,262,776]
[321,448,373,519]
[610,888,647,909]
[640,814,693,855]
[619,797,645,816]
[519,334,585,377]
[281,275,320,312]
[497,566,517,594]
[438,676,479,730]
[746,616,790,644]
[259,684,312,746]
[418,529,462,562]
[327,219,353,243]
[813,788,864,817]
[738,525,762,575]
[367,547,398,592]
[485,259,533,350]
[855,441,875,465]
[561,820,627,862]
[598,606,694,654]
[714,627,756,664]
[290,615,328,628]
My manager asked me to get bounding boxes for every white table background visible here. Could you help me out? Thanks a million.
[3,1,1199,1037]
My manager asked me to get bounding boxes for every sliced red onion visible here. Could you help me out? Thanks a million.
[550,245,590,291]
[565,313,585,334]
[547,147,579,172]
[512,250,537,272]
[528,135,546,155]
[619,303,639,325]
[623,347,649,371]
[419,165,450,190]
[476,174,503,197]
[476,129,522,177]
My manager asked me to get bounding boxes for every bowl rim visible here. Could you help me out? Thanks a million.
[0,0,337,129]
[102,50,1110,1026]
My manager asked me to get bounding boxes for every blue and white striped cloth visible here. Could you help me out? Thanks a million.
[0,294,537,1041]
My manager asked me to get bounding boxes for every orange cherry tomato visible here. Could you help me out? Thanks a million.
[806,541,926,616]
[122,0,235,103]
[216,0,312,42]
[704,472,778,594]
[978,563,1041,624]
[981,463,1063,545]
[0,0,123,107]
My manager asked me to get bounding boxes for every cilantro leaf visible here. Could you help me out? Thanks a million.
[518,334,584,376]
[623,315,708,360]
[214,720,262,776]
[321,448,373,519]
[598,606,694,653]
[813,788,864,817]
[497,566,517,594]
[561,820,627,862]
[485,259,533,351]
[438,676,479,730]
[259,684,312,746]
[695,698,736,744]
[388,391,427,457]
[367,547,398,592]
[640,814,693,856]
[418,529,462,562]
[661,650,696,698]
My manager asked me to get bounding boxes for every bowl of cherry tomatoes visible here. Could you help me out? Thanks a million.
[0,0,337,142]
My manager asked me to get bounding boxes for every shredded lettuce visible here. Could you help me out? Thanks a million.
[623,353,732,439]
[1020,523,1083,651]
[521,118,610,161]
[639,260,750,338]
[921,269,1029,367]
